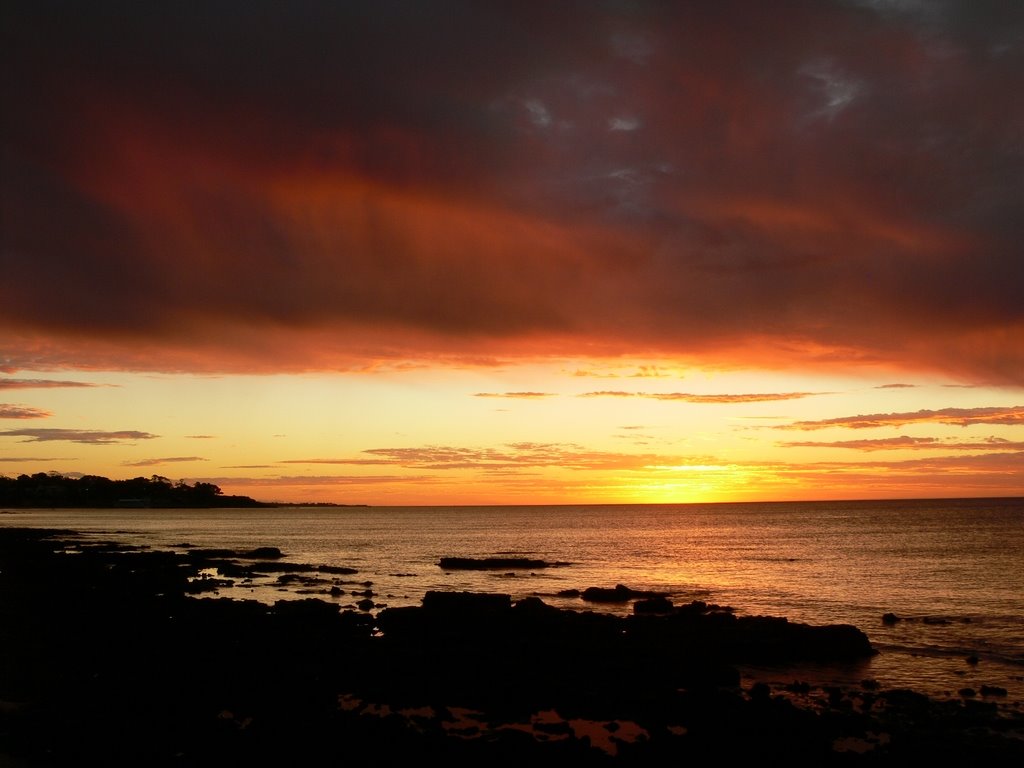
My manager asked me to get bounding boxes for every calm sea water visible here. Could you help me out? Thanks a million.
[3,497,1022,705]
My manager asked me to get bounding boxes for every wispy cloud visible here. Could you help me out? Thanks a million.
[755,452,1024,495]
[278,458,391,466]
[356,442,701,472]
[780,406,1024,430]
[0,428,158,444]
[0,378,102,390]
[0,404,52,419]
[279,443,699,473]
[185,434,217,439]
[571,370,620,379]
[875,383,916,389]
[780,436,1024,452]
[650,392,825,403]
[122,456,208,467]
[0,457,75,462]
[579,391,824,403]
[628,366,670,378]
[192,474,438,487]
[473,392,556,399]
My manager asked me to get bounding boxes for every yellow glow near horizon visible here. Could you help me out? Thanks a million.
[1,361,1022,505]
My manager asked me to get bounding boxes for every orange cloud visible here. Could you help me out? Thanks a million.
[579,391,824,403]
[473,392,556,399]
[0,457,75,463]
[0,428,158,444]
[781,406,1024,430]
[0,378,102,389]
[0,405,52,419]
[284,443,696,473]
[780,436,1024,452]
[122,457,208,467]
[191,475,438,487]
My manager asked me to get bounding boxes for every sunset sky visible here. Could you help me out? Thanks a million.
[2,1,1022,505]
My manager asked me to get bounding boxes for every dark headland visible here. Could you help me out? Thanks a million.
[0,473,365,509]
[1,527,1021,766]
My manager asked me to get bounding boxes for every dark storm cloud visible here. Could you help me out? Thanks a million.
[3,1,1023,381]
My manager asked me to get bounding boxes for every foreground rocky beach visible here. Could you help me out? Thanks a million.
[1,527,1021,765]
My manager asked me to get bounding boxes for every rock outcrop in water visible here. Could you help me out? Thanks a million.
[1,527,1021,766]
[438,556,566,570]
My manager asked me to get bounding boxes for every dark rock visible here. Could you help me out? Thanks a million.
[187,548,240,559]
[422,590,512,613]
[980,685,1008,697]
[513,596,559,615]
[958,687,977,698]
[3,527,1020,766]
[581,584,666,603]
[748,682,772,701]
[438,556,553,570]
[633,596,674,614]
[271,598,340,621]
[356,598,375,611]
[882,612,901,625]
[966,654,980,665]
[317,564,359,575]
[244,546,284,559]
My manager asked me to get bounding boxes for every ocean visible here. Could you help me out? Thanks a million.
[3,497,1022,706]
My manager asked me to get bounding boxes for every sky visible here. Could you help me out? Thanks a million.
[2,0,1023,505]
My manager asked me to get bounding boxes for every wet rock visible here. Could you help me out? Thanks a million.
[581,584,666,603]
[633,596,674,614]
[438,556,554,570]
[422,590,512,613]
[980,685,1007,697]
[882,612,901,625]
[318,564,359,575]
[3,527,1021,766]
[243,546,284,559]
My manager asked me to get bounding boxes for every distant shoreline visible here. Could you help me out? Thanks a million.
[0,472,370,509]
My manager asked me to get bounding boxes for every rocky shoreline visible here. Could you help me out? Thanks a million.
[1,527,1021,765]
